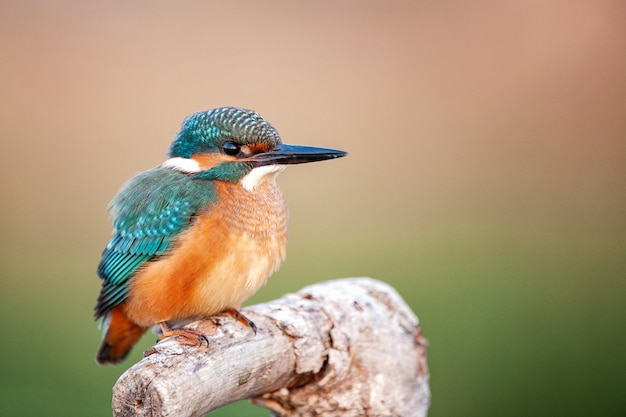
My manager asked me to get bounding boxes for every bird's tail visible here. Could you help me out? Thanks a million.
[96,307,146,365]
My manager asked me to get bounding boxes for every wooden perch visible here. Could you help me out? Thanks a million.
[112,277,430,417]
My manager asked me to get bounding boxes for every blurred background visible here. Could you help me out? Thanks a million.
[1,1,625,416]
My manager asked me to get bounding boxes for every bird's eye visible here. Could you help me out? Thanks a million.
[222,141,241,156]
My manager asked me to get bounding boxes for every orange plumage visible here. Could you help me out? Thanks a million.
[97,180,287,364]
[124,181,287,327]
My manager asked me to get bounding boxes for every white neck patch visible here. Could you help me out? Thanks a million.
[241,165,285,192]
[161,157,201,173]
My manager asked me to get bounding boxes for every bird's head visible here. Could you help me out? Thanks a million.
[164,107,346,190]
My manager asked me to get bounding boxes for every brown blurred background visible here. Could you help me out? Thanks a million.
[1,1,625,416]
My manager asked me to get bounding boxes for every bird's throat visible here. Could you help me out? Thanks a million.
[240,165,285,192]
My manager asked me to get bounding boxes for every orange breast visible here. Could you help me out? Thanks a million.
[123,181,288,327]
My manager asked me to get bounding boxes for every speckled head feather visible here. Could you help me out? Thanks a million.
[168,107,282,159]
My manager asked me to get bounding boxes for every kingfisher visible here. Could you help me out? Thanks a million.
[94,107,346,365]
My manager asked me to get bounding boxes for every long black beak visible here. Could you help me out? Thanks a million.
[248,143,347,166]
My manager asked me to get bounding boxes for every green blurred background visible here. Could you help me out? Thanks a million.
[1,1,625,416]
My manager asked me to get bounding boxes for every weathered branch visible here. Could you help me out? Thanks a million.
[112,277,430,417]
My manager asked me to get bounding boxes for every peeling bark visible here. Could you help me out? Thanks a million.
[112,278,430,417]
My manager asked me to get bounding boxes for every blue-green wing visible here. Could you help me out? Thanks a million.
[94,167,216,319]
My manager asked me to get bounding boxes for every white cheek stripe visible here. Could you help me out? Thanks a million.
[161,157,202,173]
[241,165,285,191]
[162,158,285,190]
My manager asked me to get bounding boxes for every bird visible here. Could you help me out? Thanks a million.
[94,107,346,365]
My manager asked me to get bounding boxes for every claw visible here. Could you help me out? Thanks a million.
[157,321,209,346]
[224,309,257,334]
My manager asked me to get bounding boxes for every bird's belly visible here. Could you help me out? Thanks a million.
[123,182,287,327]
[192,234,285,315]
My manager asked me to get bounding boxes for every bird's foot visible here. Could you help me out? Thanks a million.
[157,321,209,346]
[224,308,257,334]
